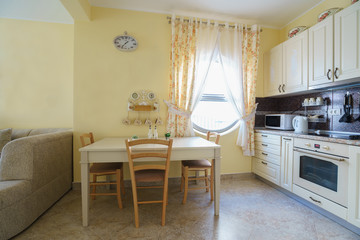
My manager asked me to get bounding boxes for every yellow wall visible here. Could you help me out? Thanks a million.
[256,27,281,97]
[73,7,172,181]
[0,18,74,128]
[280,0,352,42]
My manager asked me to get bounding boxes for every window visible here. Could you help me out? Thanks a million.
[191,55,239,134]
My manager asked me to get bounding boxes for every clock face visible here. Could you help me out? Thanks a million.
[113,35,138,51]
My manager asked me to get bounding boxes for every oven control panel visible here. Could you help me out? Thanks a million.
[294,138,349,157]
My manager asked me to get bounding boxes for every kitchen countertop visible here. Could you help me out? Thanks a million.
[255,128,360,146]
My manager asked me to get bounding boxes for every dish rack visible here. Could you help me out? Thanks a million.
[302,100,328,123]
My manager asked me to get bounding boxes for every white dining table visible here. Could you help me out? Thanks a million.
[79,137,221,226]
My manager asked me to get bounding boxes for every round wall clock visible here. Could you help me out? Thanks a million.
[113,32,138,52]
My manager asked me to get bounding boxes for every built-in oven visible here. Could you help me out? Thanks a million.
[293,138,349,207]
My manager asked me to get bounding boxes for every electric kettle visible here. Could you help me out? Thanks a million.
[292,116,308,134]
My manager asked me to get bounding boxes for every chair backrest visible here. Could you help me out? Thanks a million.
[206,131,220,144]
[80,132,95,147]
[125,138,173,178]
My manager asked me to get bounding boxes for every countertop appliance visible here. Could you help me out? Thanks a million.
[292,116,308,134]
[265,114,295,130]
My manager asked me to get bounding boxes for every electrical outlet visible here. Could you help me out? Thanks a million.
[329,108,342,116]
[333,108,341,116]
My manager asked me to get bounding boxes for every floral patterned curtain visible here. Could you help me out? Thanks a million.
[166,16,198,137]
[166,17,261,156]
[241,26,261,156]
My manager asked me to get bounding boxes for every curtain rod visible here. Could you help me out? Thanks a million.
[166,16,262,32]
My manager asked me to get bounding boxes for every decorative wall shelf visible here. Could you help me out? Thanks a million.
[123,90,163,126]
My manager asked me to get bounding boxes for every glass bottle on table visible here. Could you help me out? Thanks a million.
[153,125,158,139]
[147,125,153,139]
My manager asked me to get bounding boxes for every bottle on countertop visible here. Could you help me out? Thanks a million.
[153,125,158,139]
[147,125,153,139]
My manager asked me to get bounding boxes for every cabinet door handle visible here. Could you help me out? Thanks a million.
[261,134,268,137]
[282,84,285,92]
[262,143,268,147]
[327,69,332,80]
[334,67,339,79]
[261,161,268,165]
[283,138,292,141]
[309,196,321,204]
[278,85,281,93]
[261,152,268,156]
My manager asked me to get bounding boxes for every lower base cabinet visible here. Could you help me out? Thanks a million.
[253,158,280,185]
[348,146,360,228]
[281,137,293,192]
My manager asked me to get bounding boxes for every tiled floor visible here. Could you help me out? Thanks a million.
[14,176,360,240]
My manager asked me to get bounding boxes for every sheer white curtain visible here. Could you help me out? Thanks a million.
[185,22,219,136]
[219,24,260,156]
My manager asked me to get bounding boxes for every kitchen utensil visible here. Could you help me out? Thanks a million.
[292,116,308,134]
[339,91,353,123]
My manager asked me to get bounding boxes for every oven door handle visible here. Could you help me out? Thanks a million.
[293,148,346,162]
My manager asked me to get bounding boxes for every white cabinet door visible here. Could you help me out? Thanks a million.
[309,16,334,86]
[264,44,283,96]
[348,146,360,228]
[282,30,308,93]
[334,2,360,82]
[281,137,293,192]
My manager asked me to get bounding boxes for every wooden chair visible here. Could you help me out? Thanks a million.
[80,132,124,209]
[125,138,173,228]
[180,131,220,204]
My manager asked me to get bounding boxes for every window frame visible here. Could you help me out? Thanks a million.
[192,93,240,135]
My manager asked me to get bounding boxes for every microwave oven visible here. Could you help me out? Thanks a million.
[265,114,295,130]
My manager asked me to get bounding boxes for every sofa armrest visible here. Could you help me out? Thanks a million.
[0,139,33,181]
[0,130,73,191]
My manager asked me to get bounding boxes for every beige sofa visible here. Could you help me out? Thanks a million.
[0,128,73,240]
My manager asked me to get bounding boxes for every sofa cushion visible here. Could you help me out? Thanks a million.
[11,129,32,140]
[0,128,12,154]
[0,180,31,210]
[28,128,69,136]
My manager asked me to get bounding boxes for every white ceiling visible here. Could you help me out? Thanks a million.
[0,0,73,24]
[0,0,325,28]
[88,0,324,28]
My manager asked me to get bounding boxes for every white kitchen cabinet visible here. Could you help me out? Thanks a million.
[280,137,293,192]
[309,16,334,86]
[264,44,283,96]
[282,30,308,94]
[253,133,281,185]
[348,146,360,228]
[264,30,308,97]
[334,2,360,82]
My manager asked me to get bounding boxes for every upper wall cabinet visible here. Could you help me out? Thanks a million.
[282,30,308,94]
[263,31,308,97]
[309,16,334,86]
[264,3,360,96]
[309,3,360,88]
[334,2,360,82]
[264,44,283,96]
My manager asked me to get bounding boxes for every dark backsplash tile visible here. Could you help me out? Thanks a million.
[256,86,360,133]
